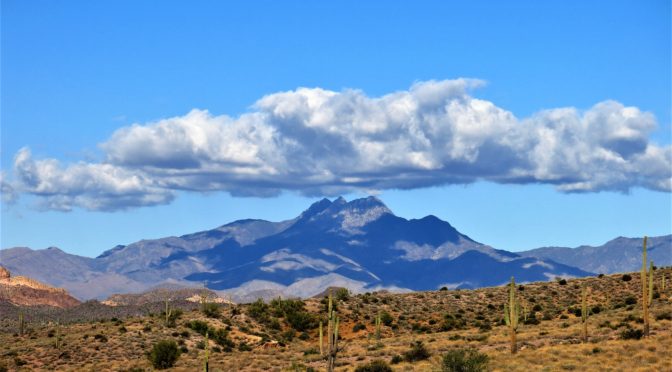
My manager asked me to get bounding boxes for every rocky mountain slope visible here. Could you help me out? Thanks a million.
[3,196,652,302]
[0,266,80,308]
[519,235,672,274]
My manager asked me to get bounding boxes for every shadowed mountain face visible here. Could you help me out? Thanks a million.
[1,196,608,302]
[519,235,672,274]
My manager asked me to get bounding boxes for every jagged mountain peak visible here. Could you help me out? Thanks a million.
[295,196,393,231]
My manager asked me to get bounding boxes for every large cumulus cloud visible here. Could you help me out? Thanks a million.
[5,79,671,211]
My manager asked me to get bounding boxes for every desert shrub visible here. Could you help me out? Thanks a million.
[353,323,366,332]
[624,296,637,305]
[186,320,209,336]
[655,312,672,321]
[557,279,567,285]
[441,347,489,372]
[202,303,220,318]
[148,340,181,369]
[440,286,448,291]
[211,327,235,348]
[622,274,632,282]
[94,334,108,342]
[269,298,303,317]
[238,342,252,351]
[390,355,403,364]
[569,307,582,318]
[441,314,466,331]
[620,328,643,340]
[335,288,350,301]
[248,298,269,320]
[403,341,431,362]
[286,309,317,331]
[379,311,394,326]
[532,304,543,312]
[354,359,393,372]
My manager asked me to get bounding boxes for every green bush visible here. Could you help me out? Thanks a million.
[390,355,403,364]
[286,309,317,331]
[202,302,220,318]
[403,341,431,362]
[353,323,366,332]
[335,288,350,301]
[248,299,269,321]
[186,320,209,336]
[379,311,394,326]
[622,274,632,282]
[148,340,181,369]
[620,328,643,340]
[354,359,393,372]
[441,348,489,372]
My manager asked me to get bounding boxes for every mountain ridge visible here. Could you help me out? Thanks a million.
[2,196,667,302]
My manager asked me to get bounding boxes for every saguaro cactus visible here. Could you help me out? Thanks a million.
[203,330,209,372]
[18,311,25,336]
[375,312,382,341]
[641,237,654,337]
[319,321,324,356]
[165,297,173,325]
[581,285,589,343]
[326,290,340,372]
[54,319,62,349]
[662,275,666,292]
[504,276,520,354]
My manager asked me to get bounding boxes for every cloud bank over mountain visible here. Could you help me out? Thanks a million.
[5,79,671,211]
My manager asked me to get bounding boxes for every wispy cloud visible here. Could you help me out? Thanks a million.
[5,79,671,211]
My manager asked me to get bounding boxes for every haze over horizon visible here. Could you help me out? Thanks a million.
[1,1,670,257]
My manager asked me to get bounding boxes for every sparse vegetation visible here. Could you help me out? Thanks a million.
[1,267,670,371]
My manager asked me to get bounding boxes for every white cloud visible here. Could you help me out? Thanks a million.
[4,79,671,211]
[12,147,174,211]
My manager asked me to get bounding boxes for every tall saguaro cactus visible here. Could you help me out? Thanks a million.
[165,297,173,325]
[326,290,340,372]
[375,312,382,341]
[581,285,589,343]
[203,330,209,372]
[319,321,324,356]
[18,311,25,336]
[504,276,520,354]
[641,236,654,337]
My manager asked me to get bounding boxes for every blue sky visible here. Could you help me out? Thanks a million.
[1,0,670,257]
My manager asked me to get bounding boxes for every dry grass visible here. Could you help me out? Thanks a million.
[1,269,670,371]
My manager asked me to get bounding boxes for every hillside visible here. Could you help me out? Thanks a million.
[0,266,80,308]
[1,268,669,371]
[520,235,672,274]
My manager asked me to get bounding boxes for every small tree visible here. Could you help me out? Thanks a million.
[148,339,181,369]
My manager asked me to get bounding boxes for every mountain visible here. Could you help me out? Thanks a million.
[0,266,80,308]
[519,235,672,274]
[1,196,595,301]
